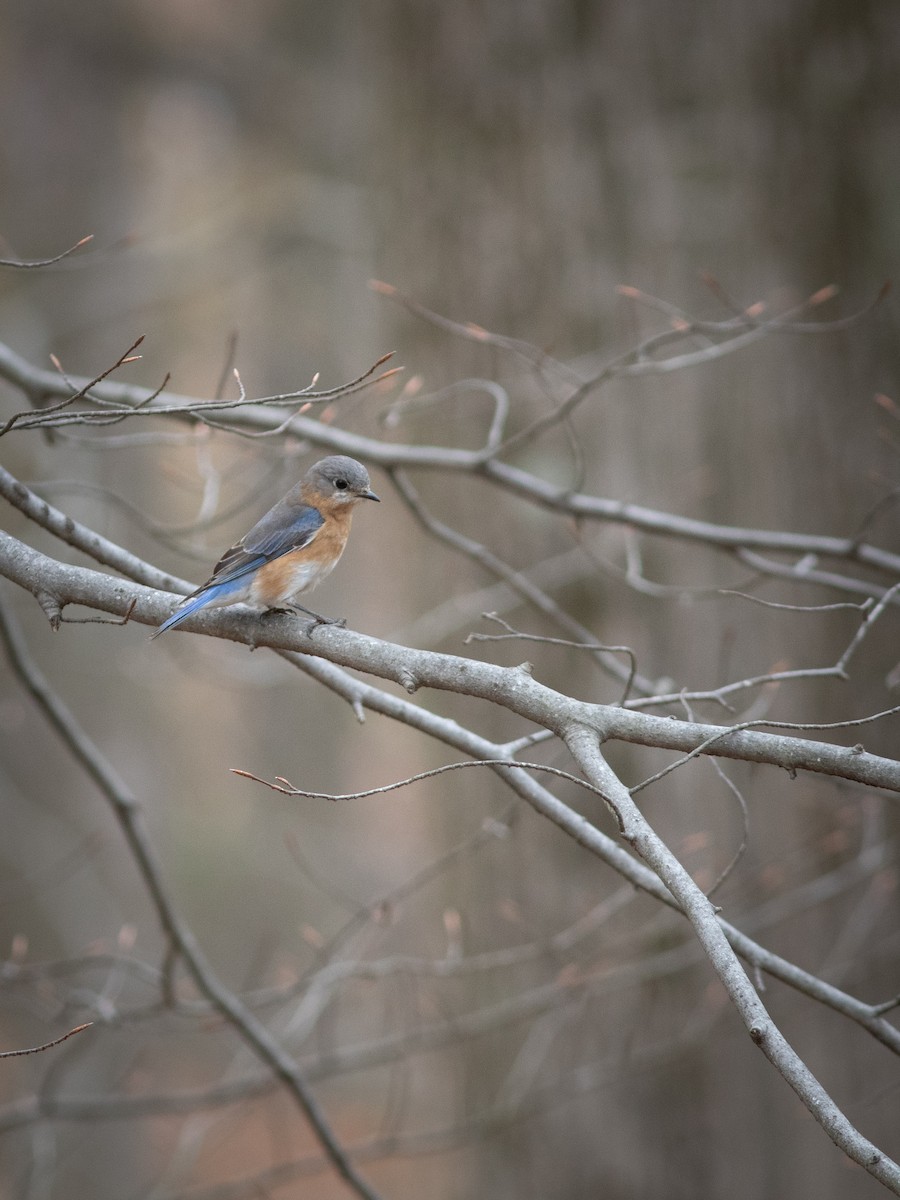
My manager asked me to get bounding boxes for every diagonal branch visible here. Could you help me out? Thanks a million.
[563,724,900,1194]
[0,596,383,1200]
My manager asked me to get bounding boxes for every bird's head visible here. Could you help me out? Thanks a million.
[305,456,380,506]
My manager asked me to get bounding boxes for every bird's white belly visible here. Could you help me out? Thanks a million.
[248,555,338,607]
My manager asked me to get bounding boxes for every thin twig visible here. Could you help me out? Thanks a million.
[465,611,638,704]
[0,234,93,269]
[390,468,653,694]
[718,590,872,614]
[232,757,606,805]
[1,352,400,435]
[0,1024,93,1058]
[0,335,145,437]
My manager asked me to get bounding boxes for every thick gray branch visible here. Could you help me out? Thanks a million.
[1,530,897,794]
[564,725,900,1194]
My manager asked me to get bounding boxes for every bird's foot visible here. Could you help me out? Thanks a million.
[279,603,346,633]
[304,613,347,634]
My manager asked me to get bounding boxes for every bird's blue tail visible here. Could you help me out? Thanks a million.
[150,593,213,640]
[150,576,249,640]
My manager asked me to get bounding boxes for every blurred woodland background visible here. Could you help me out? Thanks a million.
[0,2,899,1198]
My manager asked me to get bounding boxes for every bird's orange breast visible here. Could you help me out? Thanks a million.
[248,509,353,607]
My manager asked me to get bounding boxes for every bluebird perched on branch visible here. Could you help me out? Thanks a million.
[151,455,379,639]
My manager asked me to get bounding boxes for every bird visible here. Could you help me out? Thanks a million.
[151,455,379,639]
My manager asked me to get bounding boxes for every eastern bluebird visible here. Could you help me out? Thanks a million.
[151,455,379,639]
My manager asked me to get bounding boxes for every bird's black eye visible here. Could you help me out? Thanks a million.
[334,478,349,490]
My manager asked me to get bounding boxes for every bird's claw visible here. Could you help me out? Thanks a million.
[260,605,346,634]
[306,614,347,634]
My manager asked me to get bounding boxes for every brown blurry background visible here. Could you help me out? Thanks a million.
[0,2,898,1198]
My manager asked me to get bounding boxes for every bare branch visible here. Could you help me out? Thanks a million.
[717,590,872,614]
[0,338,897,593]
[1,278,897,1195]
[465,611,639,703]
[0,596,383,1200]
[231,757,609,805]
[0,346,399,435]
[390,468,652,694]
[2,531,898,795]
[0,1023,93,1058]
[369,279,578,381]
[0,234,93,269]
[564,727,900,1193]
[0,335,145,437]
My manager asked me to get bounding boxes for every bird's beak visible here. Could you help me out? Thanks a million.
[363,489,380,502]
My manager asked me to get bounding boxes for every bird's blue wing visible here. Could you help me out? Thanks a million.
[203,501,325,589]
